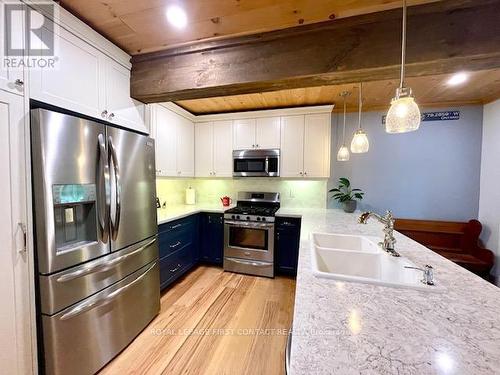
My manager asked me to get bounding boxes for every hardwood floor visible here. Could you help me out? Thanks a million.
[99,266,296,375]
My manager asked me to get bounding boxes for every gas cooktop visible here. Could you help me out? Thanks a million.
[224,192,280,223]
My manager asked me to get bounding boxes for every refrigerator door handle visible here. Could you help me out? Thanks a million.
[97,134,110,243]
[59,262,156,321]
[108,136,121,240]
[56,237,157,283]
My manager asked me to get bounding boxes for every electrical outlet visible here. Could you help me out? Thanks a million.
[289,188,295,198]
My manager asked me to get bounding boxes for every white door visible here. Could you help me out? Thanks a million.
[304,113,331,178]
[0,0,24,95]
[213,120,233,177]
[256,117,280,149]
[176,115,195,177]
[0,91,33,374]
[280,115,305,177]
[29,18,104,119]
[195,122,213,177]
[233,118,256,150]
[154,105,177,177]
[104,59,146,133]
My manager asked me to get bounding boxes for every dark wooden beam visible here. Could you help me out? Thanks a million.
[131,0,500,103]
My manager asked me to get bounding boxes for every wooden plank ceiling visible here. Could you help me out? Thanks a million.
[57,0,439,55]
[175,69,500,114]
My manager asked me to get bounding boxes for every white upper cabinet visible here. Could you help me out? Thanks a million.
[303,113,331,178]
[233,117,280,150]
[103,58,146,133]
[280,115,305,178]
[152,104,194,177]
[256,117,281,149]
[0,0,24,95]
[233,118,256,150]
[176,116,195,177]
[195,120,233,177]
[213,120,233,177]
[195,122,214,178]
[280,113,331,178]
[29,14,145,133]
[29,20,105,119]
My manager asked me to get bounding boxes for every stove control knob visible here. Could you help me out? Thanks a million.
[256,217,261,221]
[261,217,266,222]
[232,215,236,219]
[246,216,250,220]
[236,215,240,220]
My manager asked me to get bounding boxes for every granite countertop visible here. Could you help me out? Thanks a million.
[156,204,235,224]
[287,208,500,375]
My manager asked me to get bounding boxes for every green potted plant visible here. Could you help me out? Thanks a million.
[329,177,364,213]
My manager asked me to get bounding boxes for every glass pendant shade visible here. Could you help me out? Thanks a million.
[351,129,369,153]
[337,145,350,161]
[386,96,421,133]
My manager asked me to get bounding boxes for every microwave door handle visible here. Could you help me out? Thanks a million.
[108,136,121,240]
[97,134,110,243]
[265,157,269,174]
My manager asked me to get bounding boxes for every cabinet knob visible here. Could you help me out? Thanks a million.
[101,110,108,118]
[256,144,259,148]
[14,79,24,87]
[252,144,255,148]
[304,172,307,176]
[299,172,303,176]
[108,112,115,120]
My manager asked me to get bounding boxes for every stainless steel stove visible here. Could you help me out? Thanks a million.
[223,192,280,278]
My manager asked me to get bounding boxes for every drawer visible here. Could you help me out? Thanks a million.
[160,244,195,290]
[43,261,160,375]
[158,215,197,235]
[159,226,194,258]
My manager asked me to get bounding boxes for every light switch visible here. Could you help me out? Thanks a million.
[65,207,74,223]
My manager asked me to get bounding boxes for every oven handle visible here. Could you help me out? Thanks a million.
[225,257,272,268]
[224,221,274,229]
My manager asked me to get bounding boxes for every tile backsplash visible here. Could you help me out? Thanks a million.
[156,178,328,208]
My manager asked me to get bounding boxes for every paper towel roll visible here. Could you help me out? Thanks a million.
[185,187,196,205]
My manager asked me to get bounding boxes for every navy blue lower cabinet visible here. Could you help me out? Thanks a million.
[199,213,224,265]
[158,214,199,291]
[275,217,302,276]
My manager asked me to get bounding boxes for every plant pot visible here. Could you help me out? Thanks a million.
[342,200,357,213]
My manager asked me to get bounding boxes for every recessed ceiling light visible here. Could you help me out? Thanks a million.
[447,72,468,86]
[166,5,187,29]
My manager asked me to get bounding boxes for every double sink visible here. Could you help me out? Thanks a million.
[311,233,440,291]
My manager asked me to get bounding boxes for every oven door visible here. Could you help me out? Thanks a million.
[233,149,280,177]
[224,221,274,262]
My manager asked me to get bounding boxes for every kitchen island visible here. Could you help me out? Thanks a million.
[287,208,500,374]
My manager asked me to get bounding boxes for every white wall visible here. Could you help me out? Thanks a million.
[479,99,500,276]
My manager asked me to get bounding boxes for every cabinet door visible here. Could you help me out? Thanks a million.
[0,91,32,374]
[275,218,301,276]
[154,105,177,177]
[280,115,304,177]
[29,18,104,119]
[233,118,256,150]
[176,116,195,177]
[304,113,331,178]
[104,59,146,133]
[195,122,213,177]
[213,120,233,177]
[256,117,280,149]
[0,0,24,95]
[200,214,224,264]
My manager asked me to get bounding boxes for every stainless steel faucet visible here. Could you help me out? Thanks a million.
[358,210,400,257]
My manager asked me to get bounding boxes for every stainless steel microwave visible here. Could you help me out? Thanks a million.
[233,149,280,177]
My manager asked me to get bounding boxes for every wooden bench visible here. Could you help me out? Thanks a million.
[394,219,494,280]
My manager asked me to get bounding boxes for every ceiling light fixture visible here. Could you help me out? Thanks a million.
[447,72,468,86]
[350,82,369,153]
[337,91,351,162]
[166,5,187,29]
[385,0,421,134]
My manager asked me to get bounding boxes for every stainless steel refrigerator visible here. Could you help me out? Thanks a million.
[31,108,160,375]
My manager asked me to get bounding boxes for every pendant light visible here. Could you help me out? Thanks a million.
[385,0,421,133]
[350,82,369,153]
[337,91,350,162]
